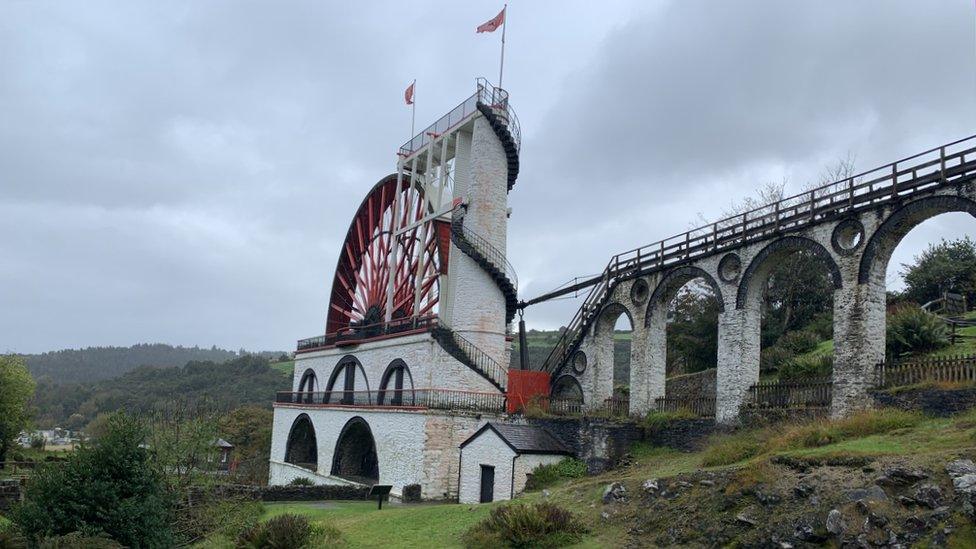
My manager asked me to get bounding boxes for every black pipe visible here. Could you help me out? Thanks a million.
[518,316,529,371]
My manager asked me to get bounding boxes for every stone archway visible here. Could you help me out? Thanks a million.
[284,414,318,471]
[330,417,379,483]
[593,302,634,412]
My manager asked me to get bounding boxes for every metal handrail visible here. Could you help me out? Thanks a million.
[297,315,438,352]
[275,387,507,413]
[397,78,521,158]
[542,134,976,373]
[440,328,509,390]
[458,223,518,290]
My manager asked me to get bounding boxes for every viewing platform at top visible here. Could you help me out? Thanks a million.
[397,78,521,166]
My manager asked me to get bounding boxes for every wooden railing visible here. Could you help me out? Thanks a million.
[875,354,976,389]
[542,134,976,375]
[600,397,630,418]
[275,387,507,414]
[746,378,833,409]
[654,396,716,417]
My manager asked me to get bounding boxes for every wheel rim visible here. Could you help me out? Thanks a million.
[326,174,443,334]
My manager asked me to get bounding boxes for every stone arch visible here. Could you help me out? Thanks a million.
[736,235,842,309]
[858,195,976,284]
[551,374,584,402]
[330,416,379,483]
[284,413,318,471]
[377,359,415,405]
[324,355,370,404]
[595,302,634,397]
[594,302,634,336]
[644,266,725,327]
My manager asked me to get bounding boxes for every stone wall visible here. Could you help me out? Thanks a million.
[644,418,718,452]
[0,479,21,512]
[261,484,368,501]
[871,386,976,417]
[665,369,717,401]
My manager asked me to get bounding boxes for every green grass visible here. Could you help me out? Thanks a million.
[259,502,495,548]
[270,360,294,377]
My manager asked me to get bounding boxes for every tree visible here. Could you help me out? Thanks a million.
[901,237,976,308]
[219,405,273,485]
[666,284,720,375]
[12,413,175,547]
[0,355,35,465]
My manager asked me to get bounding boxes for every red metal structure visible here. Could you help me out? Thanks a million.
[326,174,448,335]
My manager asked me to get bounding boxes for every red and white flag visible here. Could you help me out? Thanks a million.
[476,7,505,33]
[404,81,415,105]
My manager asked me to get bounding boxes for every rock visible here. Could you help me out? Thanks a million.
[736,505,761,527]
[601,511,611,521]
[675,480,692,489]
[793,484,814,499]
[542,489,550,498]
[699,479,715,487]
[953,473,976,494]
[876,467,928,486]
[602,482,626,504]
[793,523,820,542]
[904,515,926,533]
[755,489,782,506]
[844,485,889,502]
[946,459,976,478]
[641,479,659,494]
[912,483,943,508]
[826,509,845,536]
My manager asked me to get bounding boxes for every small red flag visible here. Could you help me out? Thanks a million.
[404,81,415,105]
[477,7,505,33]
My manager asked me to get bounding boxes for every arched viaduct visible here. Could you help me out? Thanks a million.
[538,136,976,422]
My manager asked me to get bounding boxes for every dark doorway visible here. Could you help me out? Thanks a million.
[479,465,495,503]
[284,414,318,471]
[330,417,379,483]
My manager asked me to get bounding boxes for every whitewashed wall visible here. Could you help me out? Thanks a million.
[513,453,565,494]
[458,428,515,504]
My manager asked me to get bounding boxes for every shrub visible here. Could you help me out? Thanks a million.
[11,413,175,547]
[0,527,26,549]
[38,532,124,548]
[777,330,821,355]
[778,354,833,380]
[463,502,588,548]
[288,477,314,486]
[236,514,312,549]
[760,345,794,372]
[29,436,45,451]
[886,306,949,357]
[179,497,263,544]
[641,410,697,432]
[525,458,587,490]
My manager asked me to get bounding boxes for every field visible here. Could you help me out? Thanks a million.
[270,360,294,377]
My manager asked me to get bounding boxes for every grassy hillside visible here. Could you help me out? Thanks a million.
[22,343,287,384]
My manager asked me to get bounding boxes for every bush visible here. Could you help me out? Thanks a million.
[179,497,263,545]
[760,345,794,372]
[525,458,587,490]
[886,306,949,357]
[11,413,175,547]
[288,477,314,486]
[778,354,833,380]
[463,502,588,548]
[29,436,45,451]
[777,330,821,355]
[235,513,340,549]
[641,410,697,432]
[0,527,26,549]
[38,532,124,548]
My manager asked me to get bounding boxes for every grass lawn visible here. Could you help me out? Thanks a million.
[260,501,495,548]
[270,360,294,377]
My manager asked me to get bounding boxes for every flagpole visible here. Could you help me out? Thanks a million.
[410,79,416,138]
[498,5,507,89]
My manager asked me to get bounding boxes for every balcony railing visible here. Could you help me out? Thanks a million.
[275,388,507,414]
[398,78,521,158]
[296,315,438,353]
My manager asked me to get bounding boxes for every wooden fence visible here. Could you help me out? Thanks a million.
[654,396,716,417]
[875,354,976,388]
[746,378,833,409]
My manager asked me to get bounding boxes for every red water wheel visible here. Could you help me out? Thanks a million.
[326,174,446,335]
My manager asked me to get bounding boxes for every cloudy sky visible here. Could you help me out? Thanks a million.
[3,1,976,354]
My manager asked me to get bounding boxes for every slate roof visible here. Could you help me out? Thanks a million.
[460,422,572,455]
